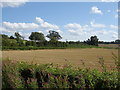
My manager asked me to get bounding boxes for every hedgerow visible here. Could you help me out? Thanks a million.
[2,58,119,89]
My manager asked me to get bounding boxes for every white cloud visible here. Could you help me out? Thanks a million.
[90,20,106,28]
[64,23,91,36]
[0,26,10,33]
[64,23,93,31]
[2,17,62,37]
[38,30,43,33]
[101,0,119,2]
[0,0,29,8]
[116,9,120,12]
[41,22,59,30]
[68,29,79,35]
[36,17,44,24]
[3,22,39,31]
[36,17,59,30]
[91,6,103,15]
[112,34,118,39]
[110,25,118,29]
[56,30,63,33]
[35,17,61,33]
[114,14,118,18]
[22,32,30,40]
[94,30,116,35]
[108,30,118,35]
[108,30,118,39]
[94,30,118,40]
[67,29,118,41]
[0,26,15,35]
[95,30,108,35]
[64,23,82,30]
[107,10,111,13]
[64,21,118,41]
[1,16,118,41]
[64,21,108,37]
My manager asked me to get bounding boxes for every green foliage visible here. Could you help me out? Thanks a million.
[2,58,119,89]
[46,30,62,42]
[115,39,120,44]
[15,32,24,41]
[0,34,9,39]
[29,32,46,42]
[2,39,18,47]
[14,32,25,46]
[26,41,36,46]
[2,60,24,88]
[9,36,15,39]
[2,46,66,50]
[2,33,118,50]
[86,36,99,46]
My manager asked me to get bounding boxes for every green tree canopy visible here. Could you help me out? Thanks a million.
[115,39,120,44]
[29,32,46,42]
[0,34,9,39]
[86,36,99,46]
[14,32,23,40]
[46,30,62,42]
[9,36,15,39]
[90,36,99,46]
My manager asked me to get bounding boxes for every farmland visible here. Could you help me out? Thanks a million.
[2,48,119,89]
[98,44,119,48]
[2,48,118,71]
[1,2,120,88]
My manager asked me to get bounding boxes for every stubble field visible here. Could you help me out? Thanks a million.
[2,48,118,71]
[98,44,119,48]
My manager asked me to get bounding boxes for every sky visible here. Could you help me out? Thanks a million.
[0,0,119,41]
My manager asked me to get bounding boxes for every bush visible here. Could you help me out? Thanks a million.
[2,59,119,89]
[2,39,18,47]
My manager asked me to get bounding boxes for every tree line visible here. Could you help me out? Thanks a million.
[1,31,66,48]
[1,30,119,49]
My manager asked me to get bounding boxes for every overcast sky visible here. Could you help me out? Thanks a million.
[1,0,119,41]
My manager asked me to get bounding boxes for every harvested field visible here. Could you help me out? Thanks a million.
[99,44,119,48]
[2,48,118,71]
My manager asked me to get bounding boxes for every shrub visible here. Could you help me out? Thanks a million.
[2,59,119,89]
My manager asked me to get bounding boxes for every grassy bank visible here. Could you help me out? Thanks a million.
[2,57,119,89]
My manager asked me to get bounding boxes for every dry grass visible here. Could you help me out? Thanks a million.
[98,44,119,48]
[2,48,118,71]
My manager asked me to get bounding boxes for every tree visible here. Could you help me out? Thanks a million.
[9,36,15,39]
[46,30,62,42]
[1,34,9,39]
[115,39,120,44]
[29,32,45,42]
[14,32,23,40]
[86,36,99,46]
[14,32,24,46]
[2,38,18,47]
